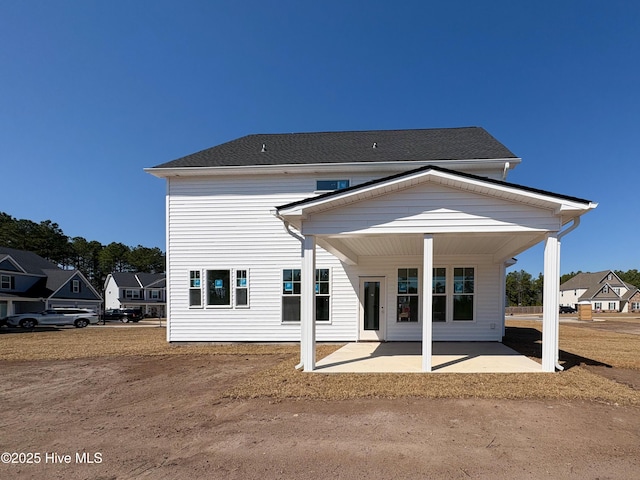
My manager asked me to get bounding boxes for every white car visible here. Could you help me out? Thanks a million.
[6,308,99,329]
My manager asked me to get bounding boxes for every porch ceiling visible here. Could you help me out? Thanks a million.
[320,231,544,263]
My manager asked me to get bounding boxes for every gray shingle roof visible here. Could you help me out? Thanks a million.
[152,127,518,169]
[0,247,59,275]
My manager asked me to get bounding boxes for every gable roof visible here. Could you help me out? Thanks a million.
[110,272,165,288]
[560,270,639,301]
[276,164,594,213]
[0,247,58,275]
[151,127,518,169]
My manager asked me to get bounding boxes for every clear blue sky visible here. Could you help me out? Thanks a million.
[1,1,638,276]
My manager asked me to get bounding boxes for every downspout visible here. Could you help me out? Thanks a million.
[553,217,581,371]
[272,210,306,371]
[502,162,510,181]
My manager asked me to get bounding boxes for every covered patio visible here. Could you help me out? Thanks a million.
[315,342,542,373]
[276,166,597,373]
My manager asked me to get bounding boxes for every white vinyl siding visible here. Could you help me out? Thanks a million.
[165,174,510,342]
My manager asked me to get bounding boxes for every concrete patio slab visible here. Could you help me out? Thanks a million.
[315,342,542,373]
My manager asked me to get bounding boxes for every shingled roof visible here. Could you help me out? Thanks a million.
[152,127,518,169]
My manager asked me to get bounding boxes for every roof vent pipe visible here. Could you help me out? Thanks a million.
[372,142,377,149]
[261,144,266,152]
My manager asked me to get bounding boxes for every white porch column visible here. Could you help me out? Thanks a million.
[422,234,434,372]
[542,233,560,372]
[301,235,316,372]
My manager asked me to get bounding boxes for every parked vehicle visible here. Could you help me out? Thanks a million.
[6,308,99,328]
[101,308,143,323]
[559,306,577,314]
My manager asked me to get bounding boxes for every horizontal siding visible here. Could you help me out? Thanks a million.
[166,174,507,342]
[302,183,560,235]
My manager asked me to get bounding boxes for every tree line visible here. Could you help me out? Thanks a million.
[506,269,640,307]
[0,212,164,291]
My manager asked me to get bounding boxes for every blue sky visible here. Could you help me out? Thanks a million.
[1,1,638,276]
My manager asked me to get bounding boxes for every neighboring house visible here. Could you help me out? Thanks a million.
[104,272,166,318]
[0,247,102,317]
[146,127,597,372]
[559,270,640,313]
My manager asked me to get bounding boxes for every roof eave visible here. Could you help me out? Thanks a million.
[145,157,521,178]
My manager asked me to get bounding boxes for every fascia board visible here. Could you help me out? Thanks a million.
[144,157,520,178]
[279,167,594,217]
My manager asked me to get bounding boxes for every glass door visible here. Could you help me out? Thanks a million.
[359,277,385,340]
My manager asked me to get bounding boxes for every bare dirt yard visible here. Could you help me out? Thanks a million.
[1,317,639,480]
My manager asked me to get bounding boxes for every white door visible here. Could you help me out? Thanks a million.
[359,277,386,341]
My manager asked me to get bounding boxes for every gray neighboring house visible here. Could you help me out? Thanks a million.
[0,247,102,318]
[559,270,640,313]
[104,272,166,318]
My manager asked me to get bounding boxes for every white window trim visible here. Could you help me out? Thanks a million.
[450,265,477,323]
[72,279,80,293]
[315,178,351,193]
[396,266,420,323]
[1,274,12,289]
[188,269,203,309]
[280,267,332,324]
[235,269,250,309]
[205,269,232,309]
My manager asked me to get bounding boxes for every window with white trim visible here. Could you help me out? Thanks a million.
[602,285,609,294]
[433,267,447,322]
[316,179,349,191]
[235,270,249,307]
[594,302,602,310]
[189,270,202,307]
[453,267,475,321]
[608,302,616,311]
[149,289,160,300]
[72,279,80,293]
[1,274,14,290]
[124,289,141,299]
[397,268,419,322]
[206,270,231,307]
[282,268,330,322]
[632,302,640,311]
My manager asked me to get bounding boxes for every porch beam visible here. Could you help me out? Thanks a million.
[301,235,317,372]
[542,233,560,372]
[422,234,434,372]
[316,237,359,266]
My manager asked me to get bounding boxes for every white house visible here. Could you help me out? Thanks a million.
[104,272,166,317]
[146,127,597,372]
[559,270,640,313]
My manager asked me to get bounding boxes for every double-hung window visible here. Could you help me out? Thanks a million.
[453,267,475,321]
[235,270,249,307]
[397,268,419,322]
[282,268,330,322]
[189,270,202,306]
[432,267,447,322]
[1,274,14,290]
[72,279,80,293]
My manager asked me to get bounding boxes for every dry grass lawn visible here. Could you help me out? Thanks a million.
[2,320,639,405]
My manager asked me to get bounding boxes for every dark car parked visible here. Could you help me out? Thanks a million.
[102,308,143,323]
[559,306,577,314]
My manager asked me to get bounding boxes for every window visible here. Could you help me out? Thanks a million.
[397,268,419,322]
[433,267,447,322]
[594,302,602,311]
[189,270,202,307]
[149,290,160,300]
[125,289,141,299]
[613,287,620,295]
[453,267,474,321]
[206,270,231,307]
[282,268,330,322]
[608,302,616,311]
[632,302,640,311]
[1,275,14,290]
[235,270,249,307]
[316,179,349,191]
[72,280,80,293]
[602,286,609,294]
[316,269,330,321]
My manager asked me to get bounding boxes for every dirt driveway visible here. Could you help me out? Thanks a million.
[1,321,639,479]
